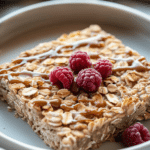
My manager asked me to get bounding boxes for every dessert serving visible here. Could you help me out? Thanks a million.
[0,25,150,150]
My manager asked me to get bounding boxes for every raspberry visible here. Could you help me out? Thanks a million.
[94,59,112,78]
[69,51,92,72]
[122,122,150,147]
[49,67,74,89]
[76,68,102,92]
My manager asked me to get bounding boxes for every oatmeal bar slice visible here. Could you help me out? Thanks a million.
[0,25,150,150]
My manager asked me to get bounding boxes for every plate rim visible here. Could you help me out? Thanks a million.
[0,1,150,150]
[0,131,47,150]
[0,0,150,24]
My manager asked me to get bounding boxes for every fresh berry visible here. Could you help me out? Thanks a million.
[49,67,74,89]
[76,68,102,92]
[69,51,92,72]
[122,122,150,147]
[94,59,112,78]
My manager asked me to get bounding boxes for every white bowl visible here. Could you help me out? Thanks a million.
[0,1,150,150]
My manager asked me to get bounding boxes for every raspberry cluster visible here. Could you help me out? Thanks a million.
[49,50,112,92]
[121,122,150,147]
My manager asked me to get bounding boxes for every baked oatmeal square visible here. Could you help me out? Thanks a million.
[0,25,150,150]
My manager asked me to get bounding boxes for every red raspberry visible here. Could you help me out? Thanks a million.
[69,51,92,72]
[76,68,102,92]
[94,59,112,78]
[49,67,74,89]
[122,122,150,147]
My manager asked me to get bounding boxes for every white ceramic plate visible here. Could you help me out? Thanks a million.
[0,1,150,150]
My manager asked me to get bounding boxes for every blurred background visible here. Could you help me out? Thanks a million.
[0,0,150,19]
